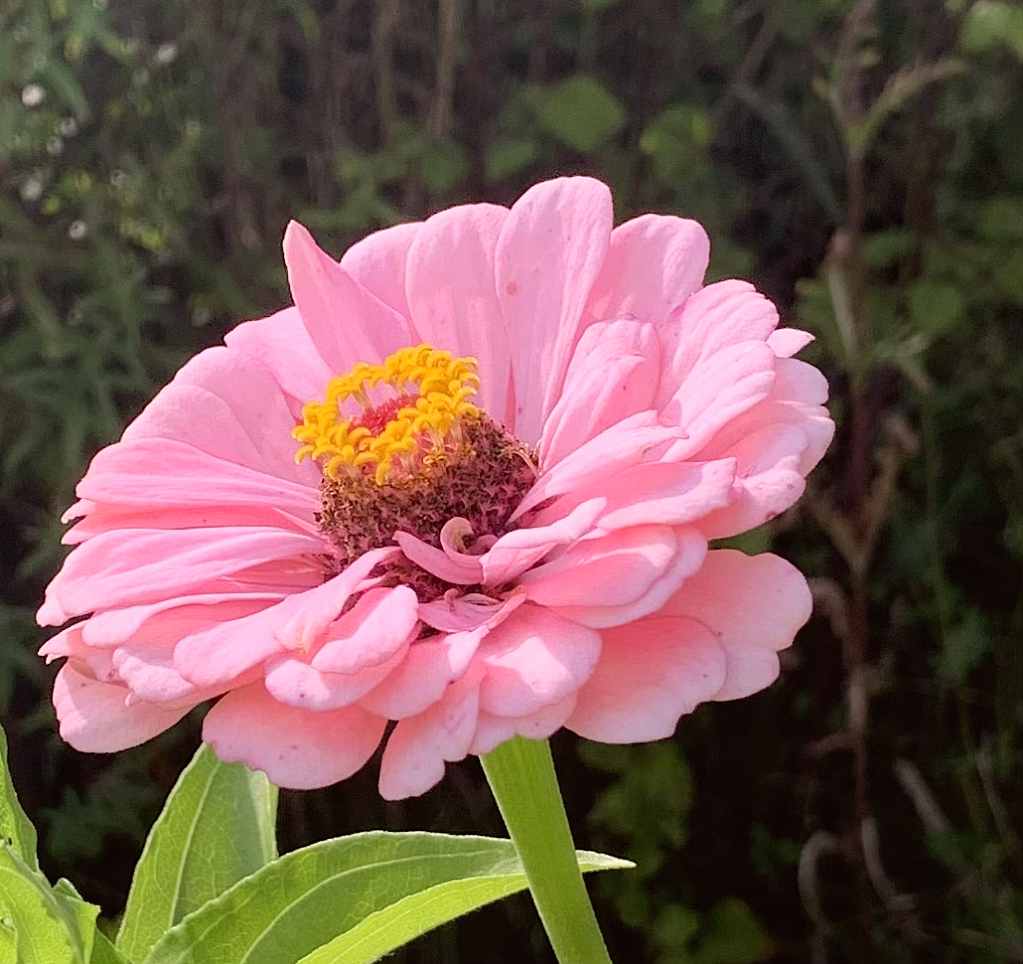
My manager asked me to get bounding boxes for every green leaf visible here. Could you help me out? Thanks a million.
[296,848,627,964]
[485,137,539,182]
[961,0,1023,59]
[117,745,278,962]
[0,724,38,870]
[689,897,773,964]
[535,75,626,153]
[0,845,96,964]
[908,281,964,336]
[141,832,630,964]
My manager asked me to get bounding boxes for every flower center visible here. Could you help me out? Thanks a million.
[294,344,537,596]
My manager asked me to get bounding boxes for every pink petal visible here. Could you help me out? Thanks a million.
[223,306,335,407]
[470,693,578,756]
[536,459,735,534]
[662,340,777,457]
[203,683,386,789]
[404,203,512,418]
[663,549,812,701]
[80,593,285,648]
[38,527,323,627]
[122,347,316,484]
[78,438,318,517]
[767,327,814,358]
[263,644,409,711]
[655,280,780,411]
[417,591,520,633]
[283,221,414,372]
[377,668,483,799]
[310,586,420,673]
[359,600,513,718]
[567,616,725,742]
[480,498,606,585]
[496,177,613,442]
[521,525,683,608]
[516,411,681,517]
[112,639,230,706]
[393,530,483,586]
[539,319,661,465]
[174,548,395,687]
[542,527,708,629]
[697,426,809,539]
[339,221,421,322]
[53,663,192,753]
[40,626,115,681]
[585,214,709,327]
[477,604,601,717]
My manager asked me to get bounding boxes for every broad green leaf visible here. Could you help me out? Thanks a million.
[117,745,278,962]
[0,924,14,964]
[0,844,94,964]
[0,724,38,870]
[53,881,129,964]
[142,832,630,964]
[536,75,626,153]
[295,848,628,964]
[88,930,129,964]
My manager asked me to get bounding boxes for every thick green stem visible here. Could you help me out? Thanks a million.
[480,737,613,964]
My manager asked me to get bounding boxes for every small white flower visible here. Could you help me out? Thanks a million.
[154,42,178,65]
[21,84,46,108]
[20,176,44,202]
[68,220,88,241]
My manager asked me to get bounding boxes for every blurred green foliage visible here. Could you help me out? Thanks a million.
[0,0,1019,961]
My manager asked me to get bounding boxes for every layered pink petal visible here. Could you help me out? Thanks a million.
[358,632,481,719]
[496,177,613,441]
[477,604,601,717]
[310,586,420,673]
[662,340,777,457]
[203,683,386,790]
[283,221,414,372]
[585,214,709,327]
[174,548,395,687]
[517,411,681,517]
[568,616,725,742]
[223,307,334,407]
[263,644,409,711]
[378,668,483,799]
[541,527,708,629]
[470,693,579,756]
[39,527,322,626]
[655,280,780,411]
[663,549,813,700]
[54,663,192,753]
[122,347,315,484]
[339,220,421,322]
[405,203,512,419]
[533,459,735,534]
[77,438,318,517]
[539,319,660,465]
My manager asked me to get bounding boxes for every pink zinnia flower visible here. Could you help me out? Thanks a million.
[38,177,832,799]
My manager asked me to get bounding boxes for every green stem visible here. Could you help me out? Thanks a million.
[480,737,613,964]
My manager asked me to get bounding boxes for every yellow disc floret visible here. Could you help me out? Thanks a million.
[293,344,481,485]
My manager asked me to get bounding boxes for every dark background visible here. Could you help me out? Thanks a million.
[0,0,1020,961]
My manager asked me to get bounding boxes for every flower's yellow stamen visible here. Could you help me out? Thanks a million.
[293,344,481,485]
